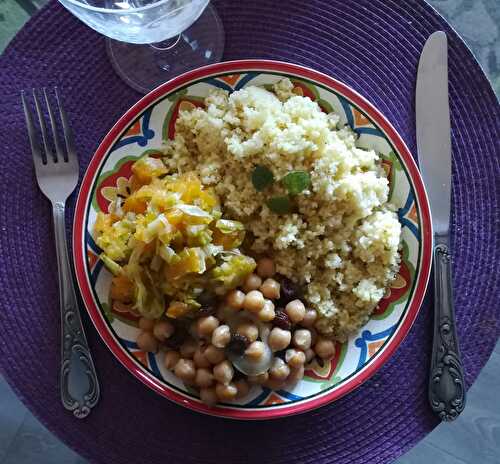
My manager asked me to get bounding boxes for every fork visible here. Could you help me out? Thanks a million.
[21,88,100,418]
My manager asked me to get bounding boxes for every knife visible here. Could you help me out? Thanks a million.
[416,31,466,421]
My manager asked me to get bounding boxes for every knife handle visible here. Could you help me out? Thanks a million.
[428,237,466,421]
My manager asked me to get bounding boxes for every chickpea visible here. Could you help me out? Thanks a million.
[164,350,180,370]
[236,323,259,343]
[315,337,336,360]
[212,324,231,348]
[193,347,211,368]
[226,289,245,310]
[204,345,226,364]
[235,379,250,398]
[196,315,220,338]
[245,341,266,362]
[247,372,269,385]
[304,348,315,363]
[264,377,285,391]
[269,357,290,381]
[215,382,238,401]
[258,300,276,322]
[293,329,312,351]
[243,273,262,292]
[213,360,234,385]
[288,365,305,383]
[195,367,214,388]
[301,309,318,328]
[243,290,265,313]
[174,359,196,384]
[179,338,198,359]
[285,348,306,368]
[285,299,306,323]
[153,320,174,341]
[215,304,229,322]
[136,331,158,353]
[309,328,318,345]
[268,327,292,352]
[200,387,218,407]
[260,278,280,300]
[256,257,275,278]
[138,317,155,331]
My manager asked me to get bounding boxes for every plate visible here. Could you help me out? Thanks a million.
[73,60,432,419]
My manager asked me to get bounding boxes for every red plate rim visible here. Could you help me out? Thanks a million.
[73,59,432,420]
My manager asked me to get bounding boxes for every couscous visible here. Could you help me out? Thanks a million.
[162,78,401,340]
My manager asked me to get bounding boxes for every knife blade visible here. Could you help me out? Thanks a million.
[416,31,466,422]
[416,31,451,236]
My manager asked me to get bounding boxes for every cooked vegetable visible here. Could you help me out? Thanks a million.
[110,274,134,303]
[94,159,255,319]
[210,253,256,293]
[213,219,245,249]
[132,155,167,184]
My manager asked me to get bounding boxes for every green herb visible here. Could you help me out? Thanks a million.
[282,171,311,195]
[266,196,292,214]
[251,165,274,191]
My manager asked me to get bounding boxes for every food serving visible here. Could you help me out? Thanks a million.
[93,78,402,406]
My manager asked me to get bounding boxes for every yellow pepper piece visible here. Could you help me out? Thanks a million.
[132,156,167,184]
[166,301,189,318]
[123,195,147,214]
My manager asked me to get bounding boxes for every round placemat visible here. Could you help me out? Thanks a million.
[0,1,498,463]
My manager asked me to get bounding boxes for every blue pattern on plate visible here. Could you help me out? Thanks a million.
[354,325,397,369]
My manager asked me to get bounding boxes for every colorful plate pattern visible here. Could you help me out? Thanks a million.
[73,60,432,419]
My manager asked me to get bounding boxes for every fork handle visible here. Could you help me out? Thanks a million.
[428,235,466,421]
[52,201,100,418]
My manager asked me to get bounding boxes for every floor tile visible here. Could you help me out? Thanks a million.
[0,377,28,462]
[2,411,81,464]
[0,0,29,53]
[397,440,469,464]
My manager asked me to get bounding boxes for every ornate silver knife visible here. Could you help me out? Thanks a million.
[416,31,466,421]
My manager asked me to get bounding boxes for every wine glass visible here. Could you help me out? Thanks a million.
[58,0,225,93]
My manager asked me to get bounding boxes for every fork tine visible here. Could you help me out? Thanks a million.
[21,90,46,165]
[44,88,66,162]
[54,88,77,162]
[33,88,56,163]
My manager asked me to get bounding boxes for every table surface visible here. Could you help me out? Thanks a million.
[0,1,499,463]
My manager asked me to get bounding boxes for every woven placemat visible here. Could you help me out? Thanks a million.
[0,1,498,463]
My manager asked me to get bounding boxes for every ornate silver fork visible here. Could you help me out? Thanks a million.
[21,88,100,418]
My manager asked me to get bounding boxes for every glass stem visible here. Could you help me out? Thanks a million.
[149,35,182,71]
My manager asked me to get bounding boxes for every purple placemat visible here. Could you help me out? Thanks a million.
[0,1,499,463]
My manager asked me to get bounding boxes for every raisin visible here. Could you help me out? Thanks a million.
[195,305,216,318]
[273,309,292,331]
[276,276,302,307]
[163,326,188,349]
[197,290,217,307]
[193,291,217,318]
[226,333,250,357]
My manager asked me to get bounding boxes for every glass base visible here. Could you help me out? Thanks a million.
[107,3,225,94]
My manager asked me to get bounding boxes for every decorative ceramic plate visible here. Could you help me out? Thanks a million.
[73,60,432,419]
